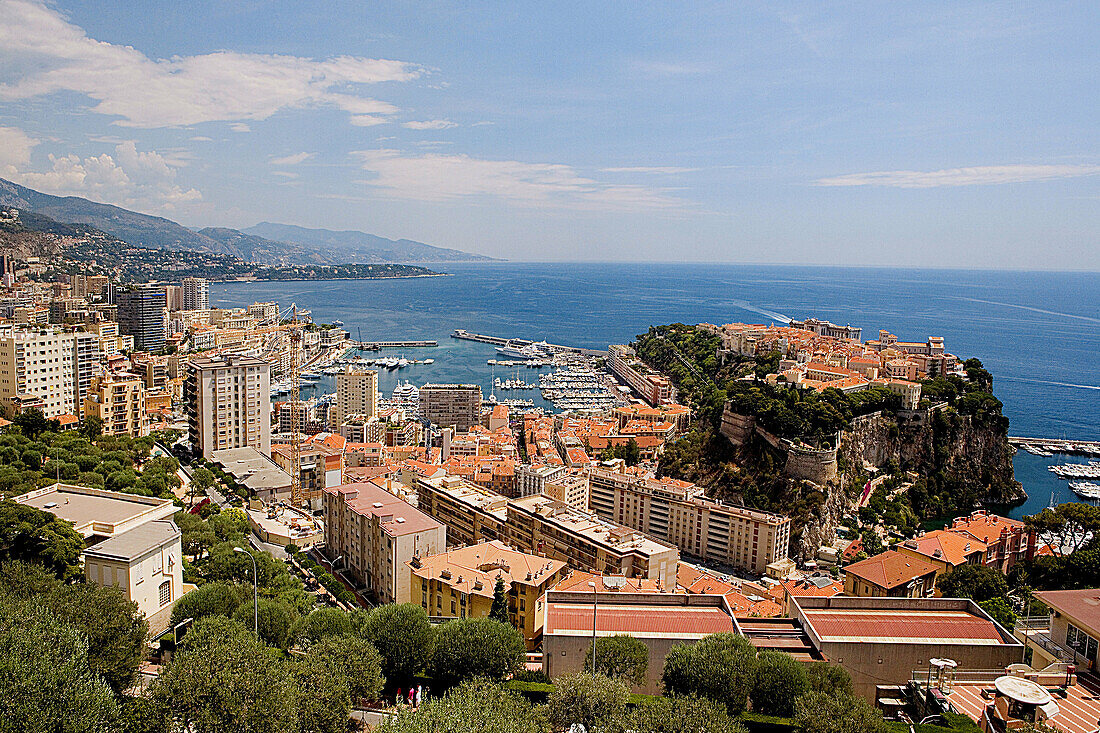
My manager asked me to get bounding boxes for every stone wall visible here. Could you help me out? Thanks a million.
[783,440,839,484]
[719,405,755,445]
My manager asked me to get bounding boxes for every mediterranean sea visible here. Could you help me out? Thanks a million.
[211,262,1100,521]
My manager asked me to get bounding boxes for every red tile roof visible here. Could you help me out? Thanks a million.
[545,602,735,638]
[803,608,1006,644]
[844,550,938,590]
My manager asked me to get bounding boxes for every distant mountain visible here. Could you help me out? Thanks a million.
[243,222,498,263]
[0,177,216,253]
[0,178,494,265]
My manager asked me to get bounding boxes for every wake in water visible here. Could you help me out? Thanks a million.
[729,299,791,324]
[947,296,1100,324]
[998,375,1100,391]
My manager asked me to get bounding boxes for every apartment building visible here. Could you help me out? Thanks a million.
[587,467,791,574]
[516,463,568,497]
[185,354,271,457]
[0,327,98,419]
[415,474,509,546]
[419,383,482,431]
[507,495,679,588]
[333,366,378,429]
[606,345,674,406]
[544,474,590,511]
[408,540,566,648]
[180,277,209,312]
[83,372,146,437]
[322,481,446,605]
[842,550,938,598]
[116,286,167,353]
[247,301,279,324]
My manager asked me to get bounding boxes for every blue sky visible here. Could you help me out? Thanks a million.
[1,1,1098,268]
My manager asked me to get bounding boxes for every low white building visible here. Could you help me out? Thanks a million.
[83,519,184,633]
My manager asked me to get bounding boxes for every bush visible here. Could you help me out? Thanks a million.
[430,617,525,687]
[170,581,244,626]
[794,691,886,733]
[359,604,436,682]
[804,662,852,697]
[585,634,649,686]
[545,672,629,732]
[750,651,808,717]
[290,607,354,647]
[662,633,757,714]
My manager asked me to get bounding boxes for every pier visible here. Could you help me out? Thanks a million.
[451,329,606,357]
[1009,436,1100,457]
[351,340,437,349]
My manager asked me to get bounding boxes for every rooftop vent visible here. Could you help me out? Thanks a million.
[43,502,57,509]
[396,517,406,523]
[372,502,383,508]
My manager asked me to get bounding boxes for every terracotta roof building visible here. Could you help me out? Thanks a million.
[842,550,938,598]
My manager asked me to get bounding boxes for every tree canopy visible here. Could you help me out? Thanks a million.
[585,634,649,686]
[661,633,758,714]
[430,617,526,687]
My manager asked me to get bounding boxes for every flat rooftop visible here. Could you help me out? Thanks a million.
[545,599,735,640]
[510,494,676,556]
[327,481,443,536]
[949,676,1100,733]
[210,447,291,493]
[802,607,1007,645]
[15,484,174,536]
[84,519,180,561]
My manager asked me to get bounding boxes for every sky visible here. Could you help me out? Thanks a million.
[0,1,1098,268]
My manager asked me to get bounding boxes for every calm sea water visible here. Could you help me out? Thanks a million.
[212,263,1100,520]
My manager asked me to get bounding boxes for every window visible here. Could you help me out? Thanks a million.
[158,580,171,606]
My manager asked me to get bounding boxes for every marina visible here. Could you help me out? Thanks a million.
[452,328,606,357]
[1010,437,1100,458]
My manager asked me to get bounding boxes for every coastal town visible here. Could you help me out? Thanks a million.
[2,256,1100,733]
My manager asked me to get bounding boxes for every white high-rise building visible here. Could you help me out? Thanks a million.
[181,277,209,312]
[333,366,378,429]
[0,327,100,419]
[185,354,270,457]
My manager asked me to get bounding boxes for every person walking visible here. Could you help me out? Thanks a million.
[395,688,403,707]
[415,685,422,707]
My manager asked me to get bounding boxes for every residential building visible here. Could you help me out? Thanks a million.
[894,530,986,577]
[516,463,568,497]
[83,372,146,437]
[322,481,446,605]
[116,286,167,352]
[842,550,938,598]
[1022,589,1100,670]
[507,494,679,587]
[408,540,567,648]
[83,519,184,631]
[542,591,737,694]
[415,474,509,546]
[606,345,675,406]
[14,483,176,539]
[185,354,271,457]
[181,277,209,312]
[333,366,378,429]
[544,474,589,511]
[948,510,1035,573]
[587,467,791,574]
[419,383,482,431]
[0,327,99,419]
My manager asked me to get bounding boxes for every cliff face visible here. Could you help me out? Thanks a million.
[842,407,1023,503]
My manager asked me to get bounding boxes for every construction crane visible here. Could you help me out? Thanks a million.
[285,304,305,507]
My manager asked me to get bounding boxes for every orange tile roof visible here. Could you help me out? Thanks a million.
[844,550,938,590]
[899,530,986,567]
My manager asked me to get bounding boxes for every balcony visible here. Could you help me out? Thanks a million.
[1015,618,1092,667]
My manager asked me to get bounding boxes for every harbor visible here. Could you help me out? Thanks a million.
[452,329,606,357]
[1009,436,1100,458]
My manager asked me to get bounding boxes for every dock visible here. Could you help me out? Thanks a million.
[351,340,437,349]
[451,329,606,357]
[1008,436,1100,456]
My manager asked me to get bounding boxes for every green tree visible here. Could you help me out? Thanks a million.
[290,607,354,647]
[937,564,1009,603]
[13,408,58,440]
[804,662,853,697]
[0,604,118,733]
[661,633,757,715]
[625,695,746,733]
[359,603,435,682]
[174,511,216,559]
[980,597,1018,630]
[170,581,244,626]
[585,634,649,686]
[430,617,526,687]
[115,696,168,733]
[1025,503,1100,555]
[750,650,808,717]
[380,679,547,733]
[37,582,149,696]
[80,415,104,440]
[489,575,510,624]
[153,616,298,733]
[294,652,351,733]
[794,691,887,733]
[188,468,215,508]
[310,634,386,702]
[546,672,629,732]
[232,598,295,649]
[0,500,85,580]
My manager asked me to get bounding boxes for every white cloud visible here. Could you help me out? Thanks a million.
[814,164,1100,188]
[403,119,457,130]
[601,166,698,174]
[269,152,314,166]
[349,115,390,127]
[7,140,201,212]
[351,149,685,211]
[0,0,420,128]
[0,126,37,175]
[229,123,251,133]
[271,171,298,179]
[189,136,214,142]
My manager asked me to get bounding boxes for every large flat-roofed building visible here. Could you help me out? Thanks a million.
[185,354,271,457]
[542,590,737,694]
[587,467,790,574]
[14,483,176,539]
[792,596,1023,700]
[83,372,147,437]
[419,383,481,431]
[408,540,567,648]
[181,277,208,312]
[83,519,184,632]
[415,474,509,546]
[507,495,679,588]
[322,481,446,605]
[333,366,378,429]
[516,463,568,498]
[209,447,292,503]
[606,345,674,406]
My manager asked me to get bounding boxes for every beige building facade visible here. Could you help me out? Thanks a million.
[185,354,271,457]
